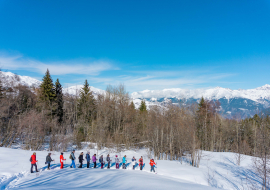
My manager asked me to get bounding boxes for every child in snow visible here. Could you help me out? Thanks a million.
[149,159,156,172]
[106,154,111,169]
[60,152,66,169]
[139,156,143,170]
[99,155,104,169]
[122,155,127,169]
[86,152,91,168]
[115,155,120,169]
[46,153,54,170]
[132,156,136,170]
[92,154,97,168]
[30,152,39,173]
[78,152,84,168]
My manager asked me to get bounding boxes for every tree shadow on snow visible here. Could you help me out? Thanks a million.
[211,158,262,189]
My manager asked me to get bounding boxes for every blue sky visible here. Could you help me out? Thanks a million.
[0,0,270,92]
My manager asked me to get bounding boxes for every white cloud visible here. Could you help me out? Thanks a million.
[0,53,115,75]
[86,72,234,92]
[0,52,235,92]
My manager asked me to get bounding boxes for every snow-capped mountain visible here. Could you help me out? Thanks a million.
[0,71,41,88]
[131,86,270,118]
[1,71,269,118]
[131,85,270,103]
[63,85,105,98]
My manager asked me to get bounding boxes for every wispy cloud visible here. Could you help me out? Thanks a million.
[0,53,115,75]
[0,52,236,92]
[86,71,235,92]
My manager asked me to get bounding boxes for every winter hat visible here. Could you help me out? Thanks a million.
[116,155,118,157]
[61,152,63,155]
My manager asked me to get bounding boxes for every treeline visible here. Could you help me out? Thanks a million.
[0,70,270,163]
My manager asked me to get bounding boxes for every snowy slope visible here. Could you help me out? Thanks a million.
[0,147,262,190]
[0,71,41,88]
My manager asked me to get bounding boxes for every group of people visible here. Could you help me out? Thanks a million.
[30,150,157,173]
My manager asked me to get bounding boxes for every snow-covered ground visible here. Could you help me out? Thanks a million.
[0,146,262,190]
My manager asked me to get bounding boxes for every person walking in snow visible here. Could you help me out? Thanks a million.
[149,159,156,173]
[92,154,97,168]
[70,150,76,168]
[30,152,39,173]
[86,151,91,168]
[78,152,84,168]
[139,156,143,170]
[115,155,120,169]
[106,154,111,169]
[46,153,54,170]
[132,156,136,170]
[99,155,104,169]
[122,155,127,169]
[60,152,66,169]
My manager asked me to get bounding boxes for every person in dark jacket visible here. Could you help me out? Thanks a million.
[30,152,39,173]
[99,155,104,169]
[106,154,111,169]
[46,153,54,170]
[78,152,84,168]
[85,151,91,168]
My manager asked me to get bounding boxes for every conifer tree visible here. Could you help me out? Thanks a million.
[39,69,56,103]
[0,79,3,99]
[139,100,147,112]
[130,101,135,110]
[77,79,95,122]
[55,78,64,124]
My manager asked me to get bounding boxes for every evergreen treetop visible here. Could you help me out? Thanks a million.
[139,100,147,112]
[39,69,55,103]
[130,101,135,110]
[55,78,64,124]
[78,79,95,122]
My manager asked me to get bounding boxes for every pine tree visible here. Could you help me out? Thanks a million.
[139,100,147,112]
[130,101,135,110]
[39,69,56,103]
[77,79,95,122]
[0,79,3,99]
[55,78,64,124]
[198,97,205,111]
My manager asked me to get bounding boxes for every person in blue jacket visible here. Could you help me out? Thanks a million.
[85,151,91,168]
[122,155,127,169]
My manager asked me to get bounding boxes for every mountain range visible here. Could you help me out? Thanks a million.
[1,71,269,118]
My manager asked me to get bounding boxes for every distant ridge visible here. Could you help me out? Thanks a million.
[1,71,269,118]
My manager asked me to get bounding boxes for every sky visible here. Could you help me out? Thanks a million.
[0,0,270,92]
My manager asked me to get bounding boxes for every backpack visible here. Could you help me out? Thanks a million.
[29,156,32,162]
[69,154,72,159]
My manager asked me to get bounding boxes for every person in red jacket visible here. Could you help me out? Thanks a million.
[60,152,66,169]
[139,156,143,170]
[30,152,39,173]
[149,159,156,173]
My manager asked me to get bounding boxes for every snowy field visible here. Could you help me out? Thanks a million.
[0,146,261,190]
